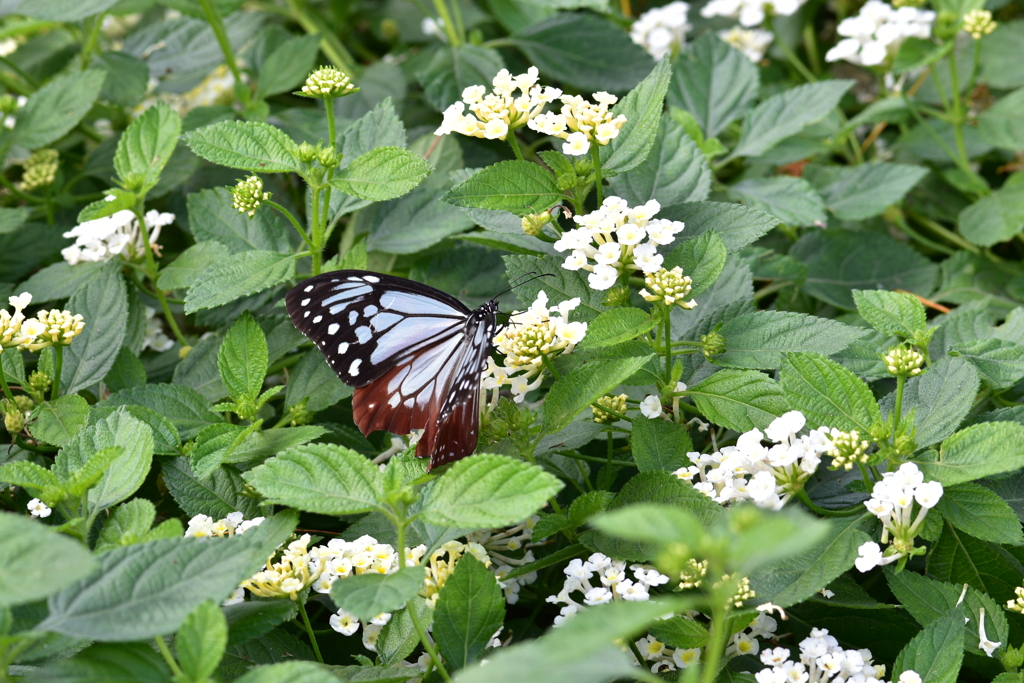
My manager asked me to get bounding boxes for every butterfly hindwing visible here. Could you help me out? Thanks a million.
[286,270,498,470]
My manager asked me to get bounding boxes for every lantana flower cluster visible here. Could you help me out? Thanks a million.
[530,91,627,156]
[141,307,175,352]
[469,516,540,604]
[243,533,322,601]
[719,26,775,62]
[546,552,671,626]
[0,292,85,355]
[61,207,174,266]
[754,628,920,683]
[638,612,777,674]
[855,462,942,572]
[701,0,805,28]
[435,67,563,142]
[184,511,266,537]
[674,411,834,510]
[629,2,692,60]
[483,291,587,403]
[825,0,935,67]
[554,196,685,291]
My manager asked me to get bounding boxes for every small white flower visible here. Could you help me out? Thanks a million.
[330,608,360,636]
[27,498,51,518]
[640,395,663,419]
[913,480,943,508]
[897,672,922,683]
[562,131,591,156]
[583,586,613,605]
[588,264,619,291]
[484,118,509,140]
[673,648,701,668]
[978,608,1001,657]
[855,541,884,572]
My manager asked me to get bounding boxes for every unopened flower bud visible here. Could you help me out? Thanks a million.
[884,346,924,377]
[18,149,59,192]
[232,175,270,218]
[702,331,726,358]
[1,397,30,433]
[296,142,318,164]
[713,573,756,610]
[286,400,314,426]
[318,147,339,168]
[592,393,627,424]
[962,9,996,39]
[521,211,551,237]
[640,267,697,309]
[380,18,400,42]
[300,66,357,99]
[677,558,708,590]
[894,433,917,456]
[0,94,15,115]
[602,284,632,308]
[34,309,85,346]
[827,429,870,470]
[28,370,50,394]
[1007,586,1024,614]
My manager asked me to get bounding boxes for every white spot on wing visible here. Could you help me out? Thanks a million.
[364,304,378,316]
[349,310,358,324]
[349,359,362,376]
[338,342,349,354]
[313,315,322,323]
[355,326,372,343]
[301,298,310,306]
[388,393,400,407]
[328,323,340,335]
[364,275,380,283]
[304,311,310,318]
[304,285,313,292]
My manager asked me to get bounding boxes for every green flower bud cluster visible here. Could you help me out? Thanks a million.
[232,175,270,218]
[521,211,551,237]
[1,396,33,433]
[962,9,996,39]
[591,393,627,424]
[640,267,697,309]
[18,149,59,192]
[827,429,870,470]
[28,370,51,394]
[300,66,357,99]
[884,345,924,377]
[602,284,631,308]
[677,558,708,589]
[285,400,314,427]
[702,330,726,358]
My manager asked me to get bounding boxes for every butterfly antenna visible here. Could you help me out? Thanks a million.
[492,272,555,300]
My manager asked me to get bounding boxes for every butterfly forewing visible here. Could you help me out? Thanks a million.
[285,270,498,469]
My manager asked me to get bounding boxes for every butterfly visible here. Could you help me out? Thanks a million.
[286,270,499,470]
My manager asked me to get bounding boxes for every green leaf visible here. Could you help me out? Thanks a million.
[256,34,321,99]
[28,395,90,447]
[893,606,964,683]
[54,408,154,513]
[920,421,1024,485]
[950,337,1024,389]
[503,254,608,322]
[331,567,427,621]
[509,13,653,92]
[958,184,1024,247]
[95,51,149,108]
[748,514,871,609]
[376,597,434,666]
[95,498,160,553]
[13,70,106,149]
[0,512,96,608]
[936,482,1024,545]
[433,555,505,670]
[648,616,709,649]
[218,311,268,400]
[366,185,475,254]
[233,661,340,683]
[61,264,128,395]
[928,520,1024,601]
[663,229,728,297]
[731,80,854,158]
[186,187,291,254]
[441,161,561,216]
[543,355,656,433]
[185,251,296,313]
[114,101,181,195]
[416,45,504,112]
[668,33,759,137]
[608,114,712,206]
[104,347,148,393]
[454,599,690,683]
[0,206,31,235]
[157,241,231,290]
[978,88,1024,150]
[284,350,353,412]
[577,308,656,349]
[808,162,929,221]
[224,600,298,646]
[161,457,261,520]
[852,289,927,339]
[329,147,432,202]
[979,21,1024,90]
[689,369,786,432]
[659,201,779,252]
[886,356,979,449]
[39,530,290,641]
[590,503,703,549]
[631,419,693,473]
[419,454,564,528]
[243,443,385,515]
[105,384,222,441]
[780,352,881,433]
[183,120,300,173]
[21,642,172,682]
[600,58,671,175]
[791,229,939,309]
[715,313,867,370]
[20,0,121,21]
[727,177,826,227]
[568,491,616,527]
[176,600,227,682]
[892,36,953,74]
[0,461,63,499]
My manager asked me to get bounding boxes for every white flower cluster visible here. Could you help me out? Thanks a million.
[142,307,175,352]
[719,26,774,62]
[62,208,174,266]
[825,1,935,67]
[546,552,670,626]
[483,291,587,403]
[554,196,685,291]
[674,411,834,510]
[755,628,919,683]
[0,292,85,354]
[184,511,265,538]
[855,462,942,572]
[530,91,627,157]
[701,0,805,27]
[28,498,51,518]
[639,612,777,674]
[630,2,692,60]
[435,67,563,141]
[469,516,540,604]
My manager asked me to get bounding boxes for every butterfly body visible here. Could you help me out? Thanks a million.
[286,270,497,470]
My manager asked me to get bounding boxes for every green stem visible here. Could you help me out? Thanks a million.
[310,186,323,275]
[322,97,336,259]
[431,0,462,46]
[802,21,821,76]
[768,16,817,82]
[80,14,105,69]
[906,209,980,253]
[662,307,672,384]
[134,209,188,347]
[903,95,981,192]
[265,200,315,250]
[285,0,359,76]
[857,462,874,492]
[398,517,452,683]
[946,47,972,173]
[298,599,324,664]
[556,449,636,469]
[628,638,648,668]
[0,367,15,403]
[540,354,562,380]
[506,132,524,161]
[795,489,864,517]
[14,435,58,453]
[51,345,62,401]
[590,143,604,207]
[154,637,184,679]
[891,374,905,442]
[890,214,955,255]
[700,604,729,683]
[198,0,251,107]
